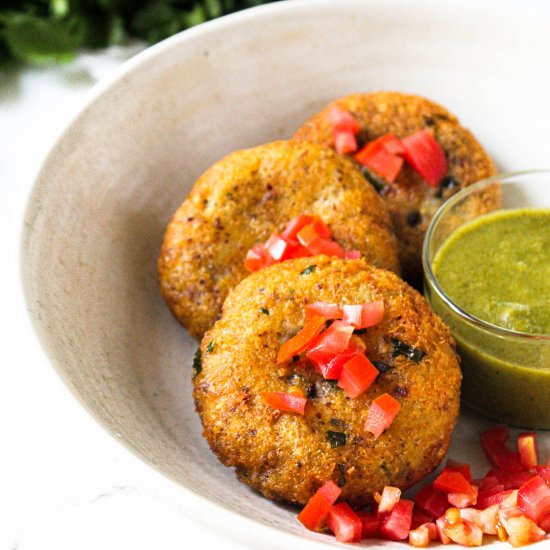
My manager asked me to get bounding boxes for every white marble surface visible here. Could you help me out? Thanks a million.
[0,46,246,550]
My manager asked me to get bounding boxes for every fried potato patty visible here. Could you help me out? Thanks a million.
[159,140,400,339]
[293,92,497,284]
[194,256,461,507]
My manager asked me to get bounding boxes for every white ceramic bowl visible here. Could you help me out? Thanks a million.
[21,0,550,548]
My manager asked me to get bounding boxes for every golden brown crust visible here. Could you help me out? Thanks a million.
[194,257,461,507]
[158,140,400,339]
[293,92,497,284]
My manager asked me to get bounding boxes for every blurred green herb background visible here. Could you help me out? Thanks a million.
[0,0,276,65]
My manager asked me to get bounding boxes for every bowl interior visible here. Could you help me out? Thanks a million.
[21,0,550,546]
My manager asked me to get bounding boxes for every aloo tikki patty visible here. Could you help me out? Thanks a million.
[194,256,461,508]
[293,91,498,284]
[158,140,400,339]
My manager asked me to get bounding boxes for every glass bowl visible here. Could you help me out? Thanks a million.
[423,170,550,429]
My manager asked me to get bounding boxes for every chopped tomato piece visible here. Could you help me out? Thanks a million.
[517,475,550,525]
[265,234,288,261]
[297,481,341,531]
[446,459,473,483]
[334,131,358,154]
[401,129,447,187]
[488,468,534,490]
[448,485,478,508]
[355,140,403,182]
[436,516,452,544]
[328,105,360,134]
[337,354,379,398]
[244,243,273,272]
[376,486,402,517]
[309,336,365,380]
[460,505,499,535]
[498,506,546,547]
[296,224,320,248]
[442,517,483,546]
[342,300,384,329]
[342,304,362,328]
[306,321,354,359]
[518,432,538,469]
[377,133,406,155]
[409,523,437,547]
[535,466,550,486]
[281,239,310,260]
[262,392,306,415]
[304,302,342,321]
[326,502,362,542]
[357,511,380,538]
[281,214,330,241]
[415,485,450,519]
[476,490,512,510]
[364,393,401,439]
[305,236,346,258]
[480,425,524,472]
[277,315,326,364]
[433,470,474,496]
[379,499,414,541]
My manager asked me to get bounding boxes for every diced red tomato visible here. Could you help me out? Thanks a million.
[411,509,434,530]
[305,236,346,258]
[415,485,450,519]
[337,354,379,398]
[265,234,288,261]
[376,486,401,517]
[498,506,546,547]
[297,481,342,531]
[309,336,365,380]
[244,243,273,272]
[277,315,326,364]
[448,485,478,508]
[480,425,524,472]
[357,511,380,539]
[436,516,452,544]
[334,131,358,155]
[296,224,320,248]
[518,432,538,469]
[535,466,550,486]
[304,302,342,321]
[476,505,500,536]
[442,517,483,546]
[460,505,499,535]
[517,475,550,525]
[377,133,405,155]
[305,321,354,359]
[476,489,513,510]
[446,459,473,483]
[281,214,330,242]
[326,502,362,543]
[342,304,362,328]
[379,499,414,541]
[433,470,473,496]
[342,300,385,329]
[355,140,403,182]
[365,393,401,439]
[328,105,360,134]
[488,468,535,490]
[262,392,306,414]
[401,129,447,187]
[409,522,437,547]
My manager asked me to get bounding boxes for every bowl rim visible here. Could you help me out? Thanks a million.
[422,169,550,342]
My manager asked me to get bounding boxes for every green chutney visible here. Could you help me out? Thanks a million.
[428,208,550,429]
